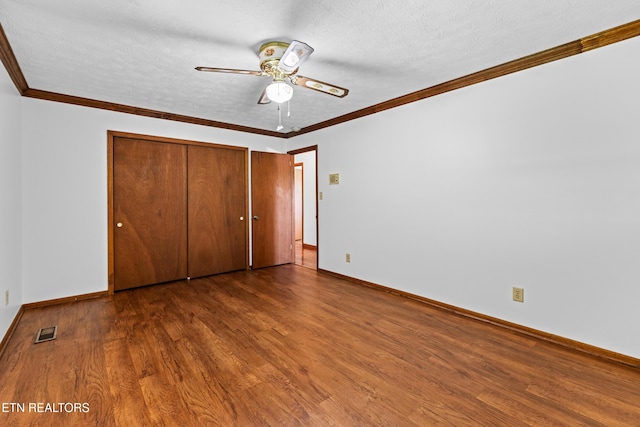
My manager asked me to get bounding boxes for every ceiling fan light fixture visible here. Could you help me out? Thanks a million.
[265,81,293,103]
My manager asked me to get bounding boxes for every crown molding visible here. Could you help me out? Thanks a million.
[0,23,28,94]
[2,20,639,138]
[21,88,284,137]
[294,19,640,137]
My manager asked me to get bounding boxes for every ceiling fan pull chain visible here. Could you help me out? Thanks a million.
[277,104,284,131]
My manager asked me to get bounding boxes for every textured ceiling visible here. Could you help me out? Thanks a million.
[1,1,639,135]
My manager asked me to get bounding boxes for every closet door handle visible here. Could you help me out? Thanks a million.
[116,222,123,228]
[252,216,260,220]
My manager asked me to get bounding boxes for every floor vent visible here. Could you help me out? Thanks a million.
[34,326,57,344]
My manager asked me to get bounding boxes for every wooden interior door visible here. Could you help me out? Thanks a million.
[113,138,188,291]
[251,151,294,269]
[188,145,247,278]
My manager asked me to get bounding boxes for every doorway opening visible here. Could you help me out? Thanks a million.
[289,146,318,270]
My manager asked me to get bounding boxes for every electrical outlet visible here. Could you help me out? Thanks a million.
[5,290,9,306]
[329,173,340,185]
[346,253,351,263]
[512,287,524,303]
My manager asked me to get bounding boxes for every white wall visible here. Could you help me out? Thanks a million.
[20,98,286,304]
[7,34,640,359]
[294,150,317,246]
[288,36,640,358]
[0,67,22,339]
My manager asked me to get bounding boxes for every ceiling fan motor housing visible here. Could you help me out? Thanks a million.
[259,42,295,77]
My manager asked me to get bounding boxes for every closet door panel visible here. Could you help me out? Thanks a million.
[113,138,188,290]
[188,145,247,277]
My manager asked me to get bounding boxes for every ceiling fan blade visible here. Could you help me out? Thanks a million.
[277,40,314,73]
[195,67,263,76]
[257,87,271,105]
[292,76,349,98]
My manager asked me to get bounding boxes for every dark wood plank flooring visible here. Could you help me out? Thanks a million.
[1,265,639,426]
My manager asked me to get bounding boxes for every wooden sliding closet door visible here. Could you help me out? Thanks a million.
[113,138,188,291]
[188,145,247,278]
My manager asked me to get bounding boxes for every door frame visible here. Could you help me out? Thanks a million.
[294,162,304,244]
[107,130,249,294]
[288,145,319,269]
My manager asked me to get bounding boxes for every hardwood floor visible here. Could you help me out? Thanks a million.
[1,265,639,426]
[294,241,317,270]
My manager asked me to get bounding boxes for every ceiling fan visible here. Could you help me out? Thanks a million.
[195,40,349,105]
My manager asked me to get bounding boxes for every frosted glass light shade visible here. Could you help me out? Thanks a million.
[265,81,293,103]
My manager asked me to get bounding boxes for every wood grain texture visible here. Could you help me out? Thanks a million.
[113,137,188,290]
[0,307,24,361]
[294,241,317,270]
[1,265,639,426]
[108,131,250,292]
[320,268,640,368]
[188,145,247,277]
[0,23,28,94]
[251,151,294,269]
[22,292,108,310]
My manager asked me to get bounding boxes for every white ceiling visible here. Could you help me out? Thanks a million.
[1,1,639,135]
